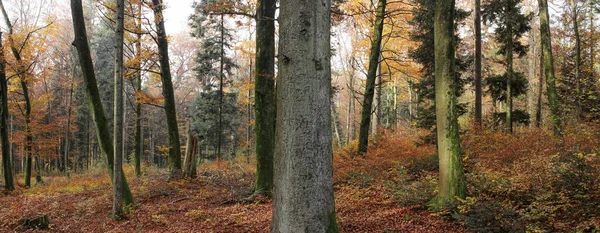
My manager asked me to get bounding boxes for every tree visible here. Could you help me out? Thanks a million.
[429,0,466,208]
[253,0,276,196]
[409,0,470,144]
[0,0,34,187]
[482,0,531,133]
[150,0,182,177]
[474,0,483,125]
[538,0,563,137]
[570,0,582,113]
[70,0,134,205]
[271,0,339,231]
[357,0,386,154]
[112,0,125,220]
[0,33,14,191]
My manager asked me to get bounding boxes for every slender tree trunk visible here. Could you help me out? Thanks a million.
[217,14,225,160]
[571,0,582,114]
[506,30,513,133]
[357,0,386,154]
[474,0,482,125]
[346,70,354,144]
[536,44,544,127]
[133,3,142,177]
[70,0,134,205]
[0,33,14,191]
[538,0,563,137]
[65,70,75,177]
[272,0,339,231]
[254,0,276,195]
[430,0,466,208]
[112,0,125,219]
[151,0,182,177]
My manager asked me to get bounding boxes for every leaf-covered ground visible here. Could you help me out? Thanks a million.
[0,159,464,232]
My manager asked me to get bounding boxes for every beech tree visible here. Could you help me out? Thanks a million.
[430,0,466,209]
[0,33,13,191]
[538,0,563,137]
[112,0,126,220]
[150,0,182,177]
[70,0,134,205]
[271,0,339,231]
[357,0,386,154]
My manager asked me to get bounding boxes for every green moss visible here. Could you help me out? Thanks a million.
[327,211,340,233]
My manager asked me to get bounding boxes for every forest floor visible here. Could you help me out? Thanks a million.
[3,123,600,232]
[0,154,464,232]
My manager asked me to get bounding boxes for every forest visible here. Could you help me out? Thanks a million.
[0,0,599,232]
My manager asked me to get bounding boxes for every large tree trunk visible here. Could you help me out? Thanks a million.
[150,0,182,177]
[112,0,125,220]
[70,0,134,205]
[0,0,33,187]
[430,0,466,208]
[357,0,386,154]
[474,0,482,125]
[0,33,14,191]
[254,0,276,195]
[271,0,339,231]
[538,0,563,137]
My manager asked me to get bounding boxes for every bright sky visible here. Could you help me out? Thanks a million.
[163,0,195,35]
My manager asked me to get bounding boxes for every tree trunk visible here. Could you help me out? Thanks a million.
[430,0,467,208]
[357,0,386,154]
[272,0,339,231]
[112,0,125,219]
[70,0,134,205]
[506,30,513,133]
[536,42,544,127]
[0,32,14,191]
[0,0,33,187]
[133,2,143,177]
[538,0,563,137]
[65,69,75,177]
[570,0,582,114]
[217,14,225,160]
[151,0,182,178]
[183,124,197,178]
[254,0,276,195]
[474,0,482,125]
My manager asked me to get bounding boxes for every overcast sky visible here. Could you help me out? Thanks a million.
[163,0,195,35]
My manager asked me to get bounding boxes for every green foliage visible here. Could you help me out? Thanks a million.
[490,110,531,127]
[482,0,532,58]
[484,72,528,103]
[190,91,241,159]
[408,0,471,144]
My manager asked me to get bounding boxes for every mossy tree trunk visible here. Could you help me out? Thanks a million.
[538,0,563,137]
[151,0,182,177]
[430,0,466,208]
[70,0,134,205]
[357,0,386,154]
[271,0,339,231]
[254,0,276,195]
[0,33,14,191]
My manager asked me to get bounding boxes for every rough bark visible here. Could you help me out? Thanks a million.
[357,0,386,154]
[70,0,134,205]
[271,0,339,231]
[0,33,14,191]
[430,0,466,208]
[254,0,276,195]
[474,0,482,125]
[538,0,563,137]
[112,0,125,220]
[150,0,182,177]
[183,125,197,178]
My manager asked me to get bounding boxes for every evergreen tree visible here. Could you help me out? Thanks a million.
[482,0,532,133]
[409,0,470,144]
